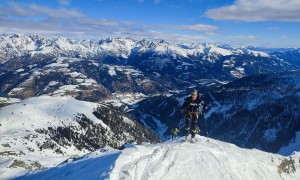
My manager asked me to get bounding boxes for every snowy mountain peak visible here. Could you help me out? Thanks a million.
[0,34,281,65]
[0,33,9,38]
[99,37,135,45]
[219,44,233,50]
[245,49,270,57]
[136,39,156,48]
[158,40,168,44]
[11,33,26,38]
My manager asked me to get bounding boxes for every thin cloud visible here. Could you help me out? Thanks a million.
[205,0,300,22]
[58,0,70,6]
[0,1,211,43]
[231,35,257,40]
[204,31,218,36]
[268,26,280,30]
[6,1,36,16]
[29,5,83,19]
[218,35,261,47]
[179,24,218,31]
[5,1,83,19]
[137,0,162,3]
[149,24,218,32]
[145,31,207,42]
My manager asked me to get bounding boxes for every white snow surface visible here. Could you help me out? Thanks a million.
[104,93,149,109]
[246,50,270,57]
[0,96,109,179]
[0,97,21,104]
[207,44,233,56]
[16,136,300,180]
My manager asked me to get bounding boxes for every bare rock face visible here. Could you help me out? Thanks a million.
[9,160,43,172]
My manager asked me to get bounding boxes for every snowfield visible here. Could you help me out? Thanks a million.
[16,136,300,180]
[0,95,162,180]
[0,96,101,179]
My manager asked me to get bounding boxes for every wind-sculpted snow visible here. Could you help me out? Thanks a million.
[16,136,300,180]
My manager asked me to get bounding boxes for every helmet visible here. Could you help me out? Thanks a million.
[192,89,198,94]
[191,89,199,97]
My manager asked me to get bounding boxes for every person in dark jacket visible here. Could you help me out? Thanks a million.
[180,89,208,142]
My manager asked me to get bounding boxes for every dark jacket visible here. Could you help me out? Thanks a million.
[181,96,207,113]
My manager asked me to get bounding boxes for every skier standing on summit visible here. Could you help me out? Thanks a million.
[180,89,208,143]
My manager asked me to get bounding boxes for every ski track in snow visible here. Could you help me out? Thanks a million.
[111,144,180,180]
[112,136,300,180]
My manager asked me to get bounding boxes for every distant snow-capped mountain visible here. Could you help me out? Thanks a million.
[0,34,284,64]
[1,34,298,89]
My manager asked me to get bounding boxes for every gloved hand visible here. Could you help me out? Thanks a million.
[179,108,184,119]
[180,108,184,114]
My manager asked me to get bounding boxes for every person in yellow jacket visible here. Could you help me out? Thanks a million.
[171,128,180,140]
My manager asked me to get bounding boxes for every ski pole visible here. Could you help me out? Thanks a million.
[179,110,184,128]
[203,112,209,142]
[178,118,183,137]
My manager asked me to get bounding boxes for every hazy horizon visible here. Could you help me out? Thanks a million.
[0,0,299,48]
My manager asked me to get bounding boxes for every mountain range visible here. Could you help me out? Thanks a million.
[0,34,299,179]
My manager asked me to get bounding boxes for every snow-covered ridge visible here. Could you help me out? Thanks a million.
[0,96,100,179]
[0,34,271,63]
[0,96,160,179]
[16,136,300,180]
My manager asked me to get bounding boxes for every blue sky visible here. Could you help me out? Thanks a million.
[0,0,299,47]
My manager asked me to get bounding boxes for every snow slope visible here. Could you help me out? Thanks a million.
[16,136,300,180]
[0,96,100,179]
[0,96,160,179]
